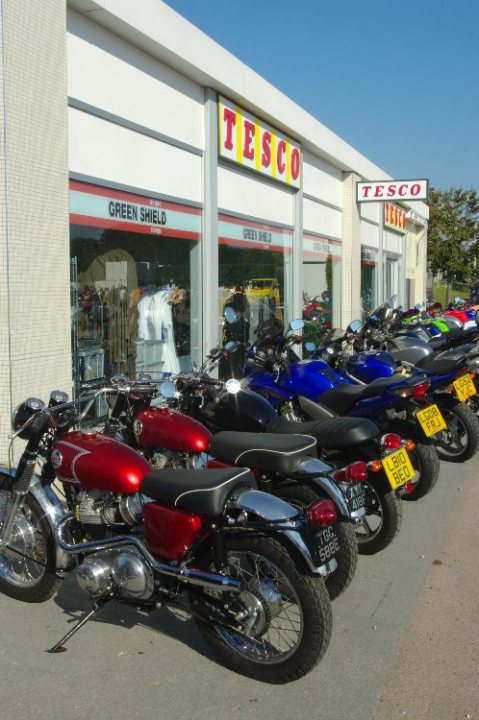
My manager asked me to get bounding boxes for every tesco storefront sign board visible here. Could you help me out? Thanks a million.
[357,179,429,202]
[218,95,301,189]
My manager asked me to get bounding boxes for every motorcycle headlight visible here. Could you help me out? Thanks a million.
[12,397,46,439]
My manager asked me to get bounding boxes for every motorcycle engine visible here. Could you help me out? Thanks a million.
[77,549,155,601]
[76,489,146,539]
[149,450,208,471]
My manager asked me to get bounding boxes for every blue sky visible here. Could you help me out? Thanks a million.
[164,0,478,192]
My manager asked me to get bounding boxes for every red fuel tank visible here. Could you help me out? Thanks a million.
[133,407,212,453]
[52,431,151,493]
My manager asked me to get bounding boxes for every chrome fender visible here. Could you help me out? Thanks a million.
[229,489,337,576]
[0,466,72,572]
[295,458,354,518]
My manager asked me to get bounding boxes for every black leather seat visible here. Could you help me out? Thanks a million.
[266,414,378,449]
[141,467,255,516]
[209,431,316,474]
[316,377,402,414]
[429,328,478,349]
[415,353,466,375]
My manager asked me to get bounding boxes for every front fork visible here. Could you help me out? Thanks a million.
[0,452,37,548]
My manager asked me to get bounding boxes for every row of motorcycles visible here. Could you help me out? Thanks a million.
[1,296,478,684]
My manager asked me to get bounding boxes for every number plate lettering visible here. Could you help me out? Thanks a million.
[314,525,341,564]
[382,448,415,490]
[416,403,447,437]
[453,375,477,401]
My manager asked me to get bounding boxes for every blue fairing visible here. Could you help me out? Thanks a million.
[345,351,460,392]
[247,359,342,408]
[424,323,441,336]
[346,352,396,383]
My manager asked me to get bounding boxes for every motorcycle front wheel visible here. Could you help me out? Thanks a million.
[193,535,332,683]
[356,475,403,555]
[0,478,59,602]
[434,400,479,463]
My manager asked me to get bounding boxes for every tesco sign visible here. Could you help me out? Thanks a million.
[357,179,429,202]
[218,95,301,189]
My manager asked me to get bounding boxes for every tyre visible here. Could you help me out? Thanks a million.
[386,418,441,500]
[193,535,333,683]
[356,475,403,555]
[273,482,358,600]
[434,400,479,462]
[0,478,59,602]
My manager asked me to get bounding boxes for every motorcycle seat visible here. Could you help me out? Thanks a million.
[429,328,478,349]
[415,353,466,375]
[209,431,317,474]
[266,414,378,449]
[316,377,403,414]
[141,467,256,517]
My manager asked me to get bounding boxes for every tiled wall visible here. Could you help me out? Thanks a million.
[0,0,71,463]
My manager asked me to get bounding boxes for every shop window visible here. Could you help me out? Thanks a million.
[217,214,292,375]
[385,255,400,304]
[302,234,341,344]
[361,246,378,319]
[69,181,201,396]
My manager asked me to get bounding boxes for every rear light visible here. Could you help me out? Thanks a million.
[405,439,416,452]
[404,481,415,495]
[306,499,337,528]
[334,460,368,483]
[381,433,402,451]
[411,380,431,398]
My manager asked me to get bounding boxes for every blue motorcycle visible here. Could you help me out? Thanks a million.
[231,315,440,503]
[328,304,479,464]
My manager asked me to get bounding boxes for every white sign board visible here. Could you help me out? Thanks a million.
[357,179,429,202]
[218,96,301,189]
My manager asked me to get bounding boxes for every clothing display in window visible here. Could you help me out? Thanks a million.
[136,288,180,375]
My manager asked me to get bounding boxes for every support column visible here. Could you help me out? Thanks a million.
[0,0,70,463]
[202,88,219,358]
[341,172,362,327]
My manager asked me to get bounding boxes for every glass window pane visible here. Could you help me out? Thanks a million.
[69,182,201,395]
[361,246,378,318]
[302,234,342,344]
[218,214,292,373]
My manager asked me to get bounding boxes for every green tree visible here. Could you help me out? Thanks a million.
[427,187,479,283]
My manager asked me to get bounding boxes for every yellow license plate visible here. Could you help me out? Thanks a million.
[416,404,447,437]
[382,448,415,490]
[453,375,477,401]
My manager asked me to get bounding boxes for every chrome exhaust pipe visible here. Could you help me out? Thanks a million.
[55,515,241,593]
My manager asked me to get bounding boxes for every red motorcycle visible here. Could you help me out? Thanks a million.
[0,391,338,683]
[81,375,370,601]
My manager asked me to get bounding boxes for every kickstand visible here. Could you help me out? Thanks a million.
[46,597,110,654]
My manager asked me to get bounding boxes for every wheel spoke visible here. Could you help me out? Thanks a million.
[214,550,304,664]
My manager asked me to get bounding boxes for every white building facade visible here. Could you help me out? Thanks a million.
[0,0,428,461]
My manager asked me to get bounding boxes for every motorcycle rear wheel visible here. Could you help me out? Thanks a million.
[0,479,59,602]
[434,401,479,463]
[193,536,332,683]
[273,482,358,600]
[356,476,403,555]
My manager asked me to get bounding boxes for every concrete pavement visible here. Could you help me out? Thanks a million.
[0,458,476,720]
[372,459,479,720]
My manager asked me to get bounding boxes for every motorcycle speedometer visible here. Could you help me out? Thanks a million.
[12,397,46,438]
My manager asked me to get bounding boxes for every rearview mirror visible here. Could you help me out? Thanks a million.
[347,319,363,333]
[224,307,237,324]
[225,378,241,395]
[289,319,304,332]
[159,381,176,399]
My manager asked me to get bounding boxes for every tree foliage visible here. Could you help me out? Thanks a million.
[427,187,479,282]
